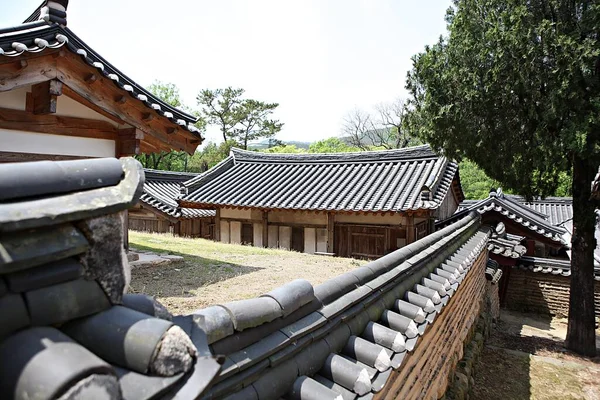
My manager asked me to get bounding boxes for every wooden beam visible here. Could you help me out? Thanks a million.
[0,107,119,140]
[55,52,197,153]
[0,151,88,163]
[0,55,58,92]
[31,80,62,114]
[115,95,127,104]
[117,128,143,157]
[84,73,97,84]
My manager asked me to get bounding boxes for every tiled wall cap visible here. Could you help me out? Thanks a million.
[428,273,451,290]
[190,306,234,344]
[320,354,371,396]
[394,299,426,324]
[314,279,346,305]
[343,335,391,372]
[405,292,435,313]
[380,310,419,338]
[220,297,283,332]
[261,279,314,318]
[362,321,406,353]
[288,375,344,400]
[414,284,442,304]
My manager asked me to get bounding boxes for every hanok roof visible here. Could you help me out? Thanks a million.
[505,195,573,226]
[0,2,203,153]
[515,256,600,281]
[440,189,566,244]
[142,169,216,219]
[180,145,463,212]
[187,211,489,399]
[0,157,221,399]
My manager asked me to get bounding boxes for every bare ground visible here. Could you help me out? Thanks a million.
[128,231,366,315]
[472,310,600,400]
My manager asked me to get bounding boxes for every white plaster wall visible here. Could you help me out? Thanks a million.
[268,210,327,225]
[268,225,279,248]
[0,129,115,157]
[0,86,27,110]
[221,208,253,220]
[279,226,291,250]
[253,223,263,248]
[304,228,316,254]
[230,221,242,244]
[316,228,328,253]
[334,213,405,225]
[56,95,123,127]
[220,221,230,244]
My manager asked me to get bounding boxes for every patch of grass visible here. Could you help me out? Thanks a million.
[128,231,367,314]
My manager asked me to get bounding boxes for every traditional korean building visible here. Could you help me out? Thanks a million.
[179,145,464,258]
[0,1,203,162]
[440,190,600,317]
[130,169,216,238]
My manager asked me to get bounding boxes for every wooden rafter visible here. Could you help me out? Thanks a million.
[31,80,63,114]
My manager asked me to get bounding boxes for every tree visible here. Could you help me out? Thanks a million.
[148,81,183,108]
[235,99,283,149]
[197,87,246,143]
[406,0,600,355]
[188,141,234,172]
[342,99,420,150]
[309,137,359,153]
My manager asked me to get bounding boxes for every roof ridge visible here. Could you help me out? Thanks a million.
[230,145,437,164]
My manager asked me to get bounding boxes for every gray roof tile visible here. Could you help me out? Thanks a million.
[181,146,462,212]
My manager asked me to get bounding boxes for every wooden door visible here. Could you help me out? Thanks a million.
[241,223,254,245]
[335,225,386,259]
[291,227,304,252]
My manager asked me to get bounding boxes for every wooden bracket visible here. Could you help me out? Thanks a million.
[115,95,127,104]
[142,113,154,122]
[18,60,28,70]
[84,73,97,84]
[31,80,63,115]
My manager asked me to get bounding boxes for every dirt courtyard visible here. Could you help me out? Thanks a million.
[128,231,366,314]
[472,310,600,400]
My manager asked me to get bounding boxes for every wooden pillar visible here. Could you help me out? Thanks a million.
[262,211,268,248]
[215,209,221,241]
[327,212,335,253]
[406,214,415,245]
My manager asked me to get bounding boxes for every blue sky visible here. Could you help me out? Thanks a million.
[1,0,452,145]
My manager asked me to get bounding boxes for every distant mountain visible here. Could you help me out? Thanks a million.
[248,139,312,150]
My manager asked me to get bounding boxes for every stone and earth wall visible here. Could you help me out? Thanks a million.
[377,250,494,399]
[504,268,600,318]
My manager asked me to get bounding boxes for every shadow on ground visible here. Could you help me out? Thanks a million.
[128,242,263,298]
[471,310,600,400]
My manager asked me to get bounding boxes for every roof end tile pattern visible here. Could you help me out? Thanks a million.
[440,191,566,244]
[188,211,490,399]
[515,256,600,281]
[180,146,462,213]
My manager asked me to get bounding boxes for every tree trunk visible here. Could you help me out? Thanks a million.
[566,156,597,356]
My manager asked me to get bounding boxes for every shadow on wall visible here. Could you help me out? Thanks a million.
[502,268,555,324]
[128,242,264,298]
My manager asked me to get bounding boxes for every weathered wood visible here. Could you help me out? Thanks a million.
[0,151,86,163]
[117,128,143,157]
[0,107,119,141]
[405,215,415,245]
[84,73,97,84]
[262,211,268,248]
[327,212,334,253]
[31,80,61,114]
[215,209,221,242]
[55,52,198,154]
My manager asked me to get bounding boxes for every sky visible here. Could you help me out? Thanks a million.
[0,0,452,146]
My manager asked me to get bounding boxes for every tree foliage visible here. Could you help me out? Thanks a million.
[309,137,359,153]
[197,87,283,149]
[406,0,599,355]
